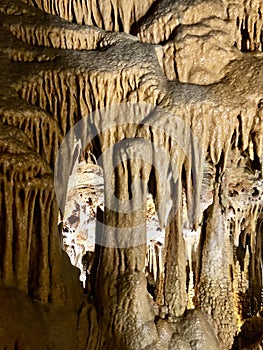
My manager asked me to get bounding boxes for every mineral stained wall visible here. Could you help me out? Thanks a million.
[0,0,263,349]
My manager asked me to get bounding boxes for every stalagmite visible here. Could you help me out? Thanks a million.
[164,199,187,317]
[197,185,237,349]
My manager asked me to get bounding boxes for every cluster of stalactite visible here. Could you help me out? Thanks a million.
[226,0,263,52]
[0,3,105,348]
[0,0,263,349]
[20,0,154,33]
[0,120,92,315]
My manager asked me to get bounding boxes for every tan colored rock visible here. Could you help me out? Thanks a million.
[0,0,262,349]
[197,185,238,349]
[21,0,155,33]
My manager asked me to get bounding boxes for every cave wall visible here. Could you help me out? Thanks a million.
[0,0,263,349]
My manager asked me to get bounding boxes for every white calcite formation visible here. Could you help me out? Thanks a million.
[0,0,263,349]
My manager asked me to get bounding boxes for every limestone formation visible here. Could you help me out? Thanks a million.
[0,0,263,349]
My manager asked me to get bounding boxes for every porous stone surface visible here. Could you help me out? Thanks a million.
[0,0,263,349]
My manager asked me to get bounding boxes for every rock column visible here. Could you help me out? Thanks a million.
[95,138,158,349]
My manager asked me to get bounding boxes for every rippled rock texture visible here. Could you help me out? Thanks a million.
[0,0,263,349]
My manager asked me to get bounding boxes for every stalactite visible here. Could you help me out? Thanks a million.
[0,124,82,309]
[14,63,160,138]
[0,151,53,299]
[145,240,165,304]
[0,100,63,168]
[226,0,263,52]
[20,0,155,33]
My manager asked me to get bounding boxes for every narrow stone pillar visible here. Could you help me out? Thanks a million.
[95,138,158,349]
[197,186,237,349]
[164,177,187,317]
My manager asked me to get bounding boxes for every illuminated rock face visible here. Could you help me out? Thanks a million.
[0,0,263,349]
